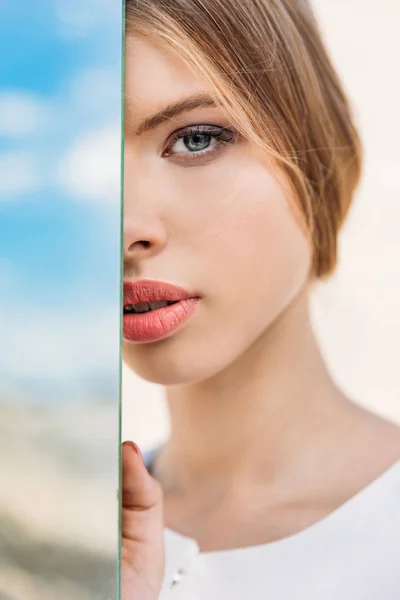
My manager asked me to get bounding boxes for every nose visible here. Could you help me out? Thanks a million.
[124,212,167,262]
[123,151,167,262]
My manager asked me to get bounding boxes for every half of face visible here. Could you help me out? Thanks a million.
[123,35,312,386]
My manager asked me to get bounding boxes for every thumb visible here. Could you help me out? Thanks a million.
[121,441,165,599]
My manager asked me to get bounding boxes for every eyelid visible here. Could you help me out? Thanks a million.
[162,124,238,156]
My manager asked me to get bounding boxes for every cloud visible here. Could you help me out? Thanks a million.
[66,67,121,121]
[55,0,121,39]
[0,305,119,383]
[0,64,122,203]
[55,3,96,38]
[0,92,54,138]
[58,122,121,203]
[0,151,41,198]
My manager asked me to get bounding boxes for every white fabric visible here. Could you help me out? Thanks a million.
[144,453,400,599]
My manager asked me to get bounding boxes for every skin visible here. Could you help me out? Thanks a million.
[122,35,400,599]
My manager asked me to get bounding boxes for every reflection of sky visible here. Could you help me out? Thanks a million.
[0,1,123,400]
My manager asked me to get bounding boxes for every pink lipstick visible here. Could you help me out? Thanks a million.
[123,280,200,343]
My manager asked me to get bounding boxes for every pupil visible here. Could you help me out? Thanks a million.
[184,133,211,152]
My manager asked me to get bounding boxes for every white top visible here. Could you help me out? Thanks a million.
[144,451,400,599]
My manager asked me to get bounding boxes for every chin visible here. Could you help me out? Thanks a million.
[123,335,233,386]
[124,357,212,386]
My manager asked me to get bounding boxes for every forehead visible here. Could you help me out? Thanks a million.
[125,36,209,123]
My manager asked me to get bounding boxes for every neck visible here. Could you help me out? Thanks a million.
[157,289,347,492]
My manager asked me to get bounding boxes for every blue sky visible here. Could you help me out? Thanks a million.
[0,1,123,401]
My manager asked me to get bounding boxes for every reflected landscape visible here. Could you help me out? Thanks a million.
[0,1,123,598]
[0,401,118,600]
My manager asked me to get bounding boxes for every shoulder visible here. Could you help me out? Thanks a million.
[346,406,400,477]
[341,411,400,527]
[363,413,400,465]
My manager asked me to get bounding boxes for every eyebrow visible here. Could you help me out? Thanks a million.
[130,93,218,136]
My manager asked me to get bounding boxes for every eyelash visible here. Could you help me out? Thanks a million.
[161,124,238,163]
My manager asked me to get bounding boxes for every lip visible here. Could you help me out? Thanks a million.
[123,280,200,343]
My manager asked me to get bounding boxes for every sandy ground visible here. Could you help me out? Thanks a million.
[0,402,118,600]
[123,0,400,450]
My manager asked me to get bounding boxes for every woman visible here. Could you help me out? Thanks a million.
[121,1,400,598]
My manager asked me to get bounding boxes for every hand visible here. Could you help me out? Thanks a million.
[121,441,165,600]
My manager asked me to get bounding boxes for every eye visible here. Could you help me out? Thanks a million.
[169,132,215,154]
[162,124,238,165]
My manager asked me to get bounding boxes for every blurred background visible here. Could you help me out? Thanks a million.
[0,1,122,598]
[122,0,400,451]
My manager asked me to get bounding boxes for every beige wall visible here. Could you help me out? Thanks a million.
[123,0,400,451]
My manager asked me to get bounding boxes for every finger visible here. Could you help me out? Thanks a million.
[122,441,160,509]
[121,441,163,545]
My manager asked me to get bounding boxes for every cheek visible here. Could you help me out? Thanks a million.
[164,155,311,304]
[216,188,311,321]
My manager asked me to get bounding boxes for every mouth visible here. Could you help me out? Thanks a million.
[123,300,178,315]
[123,280,200,343]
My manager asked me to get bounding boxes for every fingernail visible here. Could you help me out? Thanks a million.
[124,441,142,458]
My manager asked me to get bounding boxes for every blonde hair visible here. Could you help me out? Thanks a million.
[126,0,363,278]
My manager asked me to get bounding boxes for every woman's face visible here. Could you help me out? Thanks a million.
[123,35,312,385]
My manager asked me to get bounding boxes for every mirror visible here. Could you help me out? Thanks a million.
[0,2,123,599]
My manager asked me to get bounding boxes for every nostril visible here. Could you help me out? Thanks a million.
[126,239,152,256]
